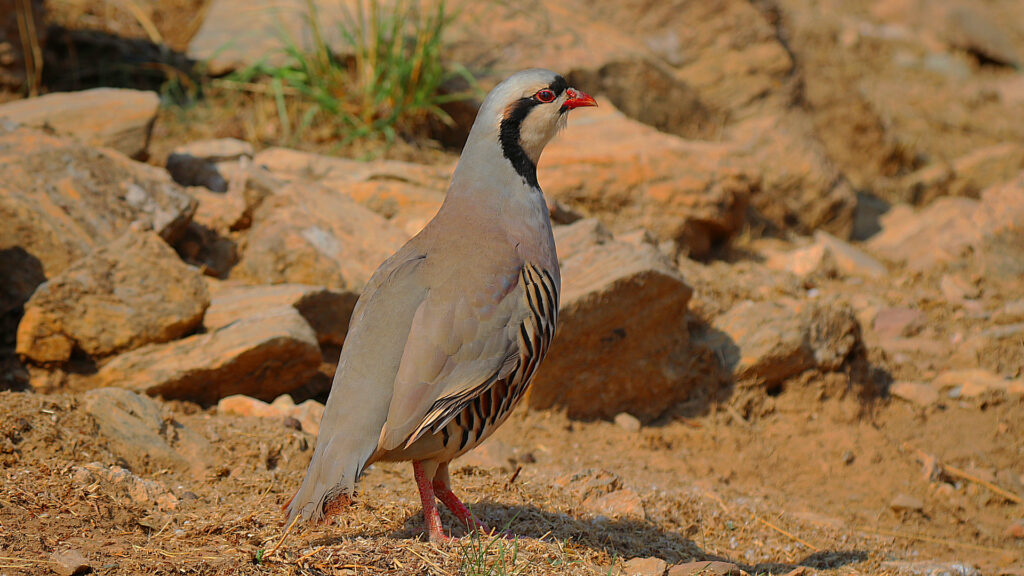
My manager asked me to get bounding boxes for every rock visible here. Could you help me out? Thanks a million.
[764,232,886,280]
[71,462,178,511]
[872,307,926,340]
[188,185,248,231]
[230,181,406,292]
[997,470,1024,499]
[217,394,280,419]
[456,439,517,472]
[217,393,325,435]
[764,241,831,278]
[699,298,861,389]
[445,2,649,89]
[1006,518,1024,539]
[527,241,694,421]
[932,369,1024,398]
[890,381,939,406]
[548,198,585,225]
[16,230,209,364]
[939,3,1022,68]
[582,488,646,521]
[49,548,90,576]
[0,124,197,314]
[188,0,367,75]
[0,88,159,158]
[343,180,444,238]
[939,273,979,304]
[618,228,658,249]
[289,398,326,436]
[540,102,755,258]
[813,231,887,279]
[252,147,450,239]
[878,560,981,576]
[554,218,614,263]
[867,174,1024,272]
[733,113,856,238]
[705,300,809,387]
[174,138,254,163]
[556,0,793,119]
[890,493,925,513]
[555,217,615,250]
[569,61,716,141]
[204,281,358,347]
[667,561,741,576]
[994,300,1024,324]
[556,469,624,501]
[622,557,668,576]
[94,306,321,404]
[82,388,212,476]
[254,147,450,191]
[614,413,642,433]
[904,143,1024,204]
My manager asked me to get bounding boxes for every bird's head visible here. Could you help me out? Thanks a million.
[463,68,597,188]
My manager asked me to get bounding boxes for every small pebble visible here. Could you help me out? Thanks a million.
[890,493,924,513]
[614,412,642,432]
[50,549,90,576]
[1006,518,1024,539]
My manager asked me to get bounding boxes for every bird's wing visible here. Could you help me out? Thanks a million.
[287,244,430,522]
[378,261,536,451]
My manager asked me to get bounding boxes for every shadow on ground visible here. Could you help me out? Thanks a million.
[379,502,868,572]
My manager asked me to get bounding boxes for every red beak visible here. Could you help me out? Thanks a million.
[562,88,598,110]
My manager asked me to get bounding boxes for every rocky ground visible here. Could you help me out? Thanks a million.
[1,0,1024,575]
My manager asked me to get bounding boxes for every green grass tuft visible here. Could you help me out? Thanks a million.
[224,0,476,146]
[459,529,524,576]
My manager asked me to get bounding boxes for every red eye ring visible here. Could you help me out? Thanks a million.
[535,89,556,103]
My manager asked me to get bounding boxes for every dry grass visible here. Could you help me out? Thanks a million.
[2,388,1022,576]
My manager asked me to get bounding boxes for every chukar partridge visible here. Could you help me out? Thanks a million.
[286,68,597,542]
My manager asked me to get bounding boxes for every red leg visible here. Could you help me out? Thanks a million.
[413,461,449,543]
[434,483,489,532]
[432,462,489,534]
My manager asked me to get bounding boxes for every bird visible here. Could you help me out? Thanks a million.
[285,68,597,543]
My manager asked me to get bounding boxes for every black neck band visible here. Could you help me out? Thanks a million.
[497,75,569,190]
[499,98,541,189]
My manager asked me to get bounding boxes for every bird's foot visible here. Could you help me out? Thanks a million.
[426,529,454,544]
[432,482,490,533]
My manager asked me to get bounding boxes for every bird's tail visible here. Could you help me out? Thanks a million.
[285,428,379,523]
[284,383,387,522]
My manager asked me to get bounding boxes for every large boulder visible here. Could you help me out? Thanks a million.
[0,123,197,315]
[16,230,209,364]
[0,88,160,158]
[93,306,321,404]
[230,181,407,292]
[204,281,357,347]
[82,387,213,477]
[540,103,755,258]
[528,238,695,421]
[729,113,857,238]
[696,298,862,391]
[188,0,356,75]
[253,147,448,238]
[866,173,1024,272]
[446,0,793,121]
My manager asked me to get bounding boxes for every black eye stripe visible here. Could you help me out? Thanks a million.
[547,75,568,97]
